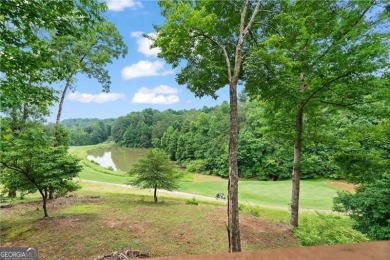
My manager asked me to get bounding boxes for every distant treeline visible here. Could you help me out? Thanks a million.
[64,99,366,180]
[61,118,115,146]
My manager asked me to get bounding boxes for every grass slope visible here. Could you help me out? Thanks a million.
[0,189,298,259]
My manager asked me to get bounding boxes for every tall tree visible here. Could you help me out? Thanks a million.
[51,21,127,125]
[244,0,390,227]
[154,0,261,252]
[0,0,107,115]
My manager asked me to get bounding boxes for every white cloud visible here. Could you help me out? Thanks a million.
[68,91,125,103]
[121,60,174,80]
[106,0,143,12]
[105,0,143,11]
[132,85,180,105]
[131,31,160,57]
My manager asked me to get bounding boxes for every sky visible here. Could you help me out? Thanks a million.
[48,0,232,122]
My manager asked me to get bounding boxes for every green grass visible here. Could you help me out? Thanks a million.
[70,144,346,210]
[1,179,368,259]
[179,179,341,210]
[0,188,297,259]
[78,165,129,184]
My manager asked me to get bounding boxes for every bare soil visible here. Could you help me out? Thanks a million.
[327,181,356,192]
[207,206,298,251]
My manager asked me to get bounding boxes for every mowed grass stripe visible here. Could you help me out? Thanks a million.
[179,179,340,210]
[78,165,129,184]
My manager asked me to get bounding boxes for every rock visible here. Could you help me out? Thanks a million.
[132,250,140,256]
[96,255,104,260]
[124,250,130,256]
[112,251,119,257]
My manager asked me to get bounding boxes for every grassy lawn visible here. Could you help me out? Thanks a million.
[0,184,299,259]
[78,165,129,184]
[0,144,367,259]
[70,144,346,210]
[179,179,341,210]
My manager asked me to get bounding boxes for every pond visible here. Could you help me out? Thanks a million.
[87,146,148,172]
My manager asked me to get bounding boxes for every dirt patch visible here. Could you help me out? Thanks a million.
[328,181,356,192]
[208,207,298,250]
[0,196,102,214]
[240,214,298,249]
[36,215,94,231]
[192,174,223,182]
[105,218,146,233]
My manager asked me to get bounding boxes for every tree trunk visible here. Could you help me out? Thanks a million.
[290,104,303,227]
[290,72,306,228]
[154,185,158,203]
[39,189,49,218]
[228,80,241,252]
[56,76,72,125]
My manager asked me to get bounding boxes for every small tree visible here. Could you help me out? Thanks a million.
[0,124,82,218]
[128,149,180,203]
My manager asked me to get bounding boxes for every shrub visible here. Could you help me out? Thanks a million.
[186,160,207,173]
[186,197,199,205]
[333,177,390,240]
[294,213,369,246]
[238,204,261,217]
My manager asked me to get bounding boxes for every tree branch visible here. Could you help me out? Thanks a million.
[319,4,373,59]
[190,29,232,81]
[302,71,354,107]
[319,100,360,109]
[243,0,262,36]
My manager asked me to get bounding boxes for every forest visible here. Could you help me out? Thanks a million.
[64,97,389,182]
[1,0,389,258]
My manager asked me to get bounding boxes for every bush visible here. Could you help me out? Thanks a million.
[186,197,199,205]
[186,160,207,173]
[294,213,369,246]
[333,177,390,240]
[238,204,261,217]
[55,181,81,198]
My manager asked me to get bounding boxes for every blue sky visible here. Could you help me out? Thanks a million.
[48,0,231,122]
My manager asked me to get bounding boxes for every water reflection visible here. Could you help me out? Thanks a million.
[87,146,148,172]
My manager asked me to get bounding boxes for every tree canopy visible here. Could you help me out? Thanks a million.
[0,0,107,115]
[244,0,390,228]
